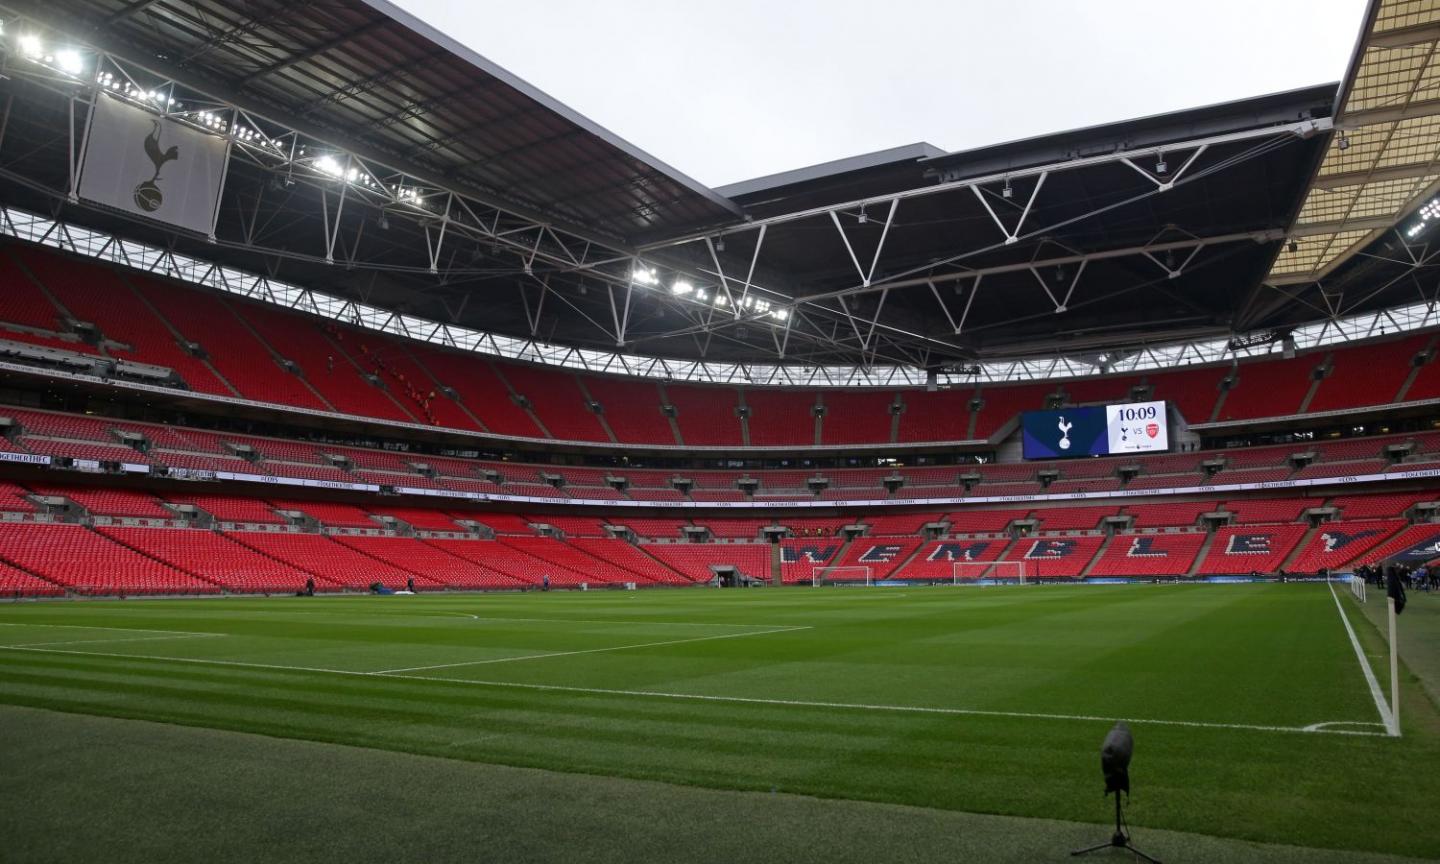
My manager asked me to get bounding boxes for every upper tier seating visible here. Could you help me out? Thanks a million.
[233,303,416,422]
[0,523,218,595]
[666,384,743,446]
[896,389,972,443]
[1147,366,1225,424]
[409,348,543,437]
[0,252,65,331]
[133,277,328,410]
[331,327,482,431]
[1216,357,1318,421]
[973,384,1050,438]
[17,251,232,395]
[743,390,816,447]
[6,242,1440,447]
[1062,375,1143,405]
[1309,335,1428,412]
[583,377,674,445]
[500,364,609,442]
[821,391,895,445]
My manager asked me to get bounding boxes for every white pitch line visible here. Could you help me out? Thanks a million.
[2,633,226,649]
[0,643,1388,737]
[1327,581,1398,737]
[370,626,813,674]
[0,622,216,635]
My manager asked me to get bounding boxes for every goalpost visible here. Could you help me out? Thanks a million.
[812,566,872,586]
[952,561,1027,585]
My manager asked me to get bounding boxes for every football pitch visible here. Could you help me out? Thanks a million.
[0,583,1437,861]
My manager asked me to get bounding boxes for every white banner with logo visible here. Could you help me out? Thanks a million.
[77,94,230,235]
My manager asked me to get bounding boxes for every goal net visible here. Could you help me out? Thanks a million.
[812,566,872,586]
[952,561,1027,584]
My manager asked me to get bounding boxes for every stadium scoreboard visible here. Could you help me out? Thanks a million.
[1021,400,1169,459]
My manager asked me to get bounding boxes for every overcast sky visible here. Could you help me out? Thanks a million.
[393,0,1368,189]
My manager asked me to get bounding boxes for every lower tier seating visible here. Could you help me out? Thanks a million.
[0,523,218,595]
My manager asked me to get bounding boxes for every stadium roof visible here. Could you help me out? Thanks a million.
[0,0,1437,383]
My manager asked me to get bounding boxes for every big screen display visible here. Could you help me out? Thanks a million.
[1021,400,1169,459]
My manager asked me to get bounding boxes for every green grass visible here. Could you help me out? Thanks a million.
[0,583,1437,859]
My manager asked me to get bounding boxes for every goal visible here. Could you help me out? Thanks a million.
[812,566,873,586]
[951,561,1027,585]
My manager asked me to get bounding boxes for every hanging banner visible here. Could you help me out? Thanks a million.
[77,93,230,236]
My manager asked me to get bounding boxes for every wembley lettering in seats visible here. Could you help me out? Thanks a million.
[858,544,905,563]
[1226,534,1273,554]
[1320,529,1384,554]
[1126,536,1170,558]
[1392,532,1440,563]
[781,545,838,563]
[927,541,992,562]
[1023,539,1077,559]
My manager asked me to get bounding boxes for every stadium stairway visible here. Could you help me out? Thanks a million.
[1078,533,1116,579]
[886,540,930,581]
[1278,524,1320,573]
[1187,531,1219,577]
[634,542,700,583]
[770,543,782,585]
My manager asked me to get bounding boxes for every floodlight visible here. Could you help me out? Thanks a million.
[1002,178,1013,198]
[1287,239,1298,253]
[671,280,693,296]
[1071,722,1159,863]
[1337,135,1351,151]
[715,236,725,252]
[18,34,42,59]
[55,49,83,75]
[1154,158,1167,174]
[857,206,868,224]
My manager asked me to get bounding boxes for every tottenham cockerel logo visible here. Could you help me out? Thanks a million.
[134,120,180,213]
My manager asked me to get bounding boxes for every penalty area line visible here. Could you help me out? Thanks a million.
[370,625,814,674]
[0,642,1386,737]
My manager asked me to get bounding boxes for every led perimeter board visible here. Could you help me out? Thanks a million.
[1021,400,1168,459]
